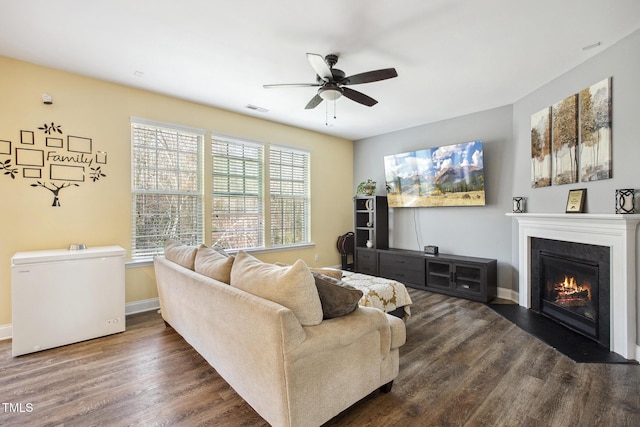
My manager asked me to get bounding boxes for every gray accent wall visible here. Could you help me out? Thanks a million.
[354,105,515,294]
[354,29,640,302]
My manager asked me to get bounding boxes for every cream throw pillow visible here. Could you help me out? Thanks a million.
[231,251,323,326]
[195,245,235,284]
[164,240,198,270]
[274,262,343,280]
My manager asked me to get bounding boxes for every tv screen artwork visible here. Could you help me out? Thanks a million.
[384,140,485,208]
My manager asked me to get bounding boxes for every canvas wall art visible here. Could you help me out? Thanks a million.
[580,77,612,181]
[530,107,551,188]
[530,77,612,189]
[551,94,579,185]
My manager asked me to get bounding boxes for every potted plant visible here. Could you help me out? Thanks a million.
[357,179,376,196]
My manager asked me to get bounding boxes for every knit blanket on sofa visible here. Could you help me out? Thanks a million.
[341,271,413,319]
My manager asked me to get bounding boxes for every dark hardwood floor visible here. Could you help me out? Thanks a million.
[1,289,639,426]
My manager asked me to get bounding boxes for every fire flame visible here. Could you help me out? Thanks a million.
[553,275,591,306]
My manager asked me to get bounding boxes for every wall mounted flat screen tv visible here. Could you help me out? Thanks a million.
[384,140,485,208]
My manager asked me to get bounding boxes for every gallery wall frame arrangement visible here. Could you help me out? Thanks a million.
[531,77,612,188]
[0,121,108,206]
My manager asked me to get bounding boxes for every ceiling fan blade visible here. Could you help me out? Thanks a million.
[342,87,378,107]
[263,83,321,89]
[305,94,324,109]
[341,68,398,85]
[262,83,322,89]
[306,53,333,82]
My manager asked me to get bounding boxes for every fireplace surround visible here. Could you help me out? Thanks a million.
[530,238,610,347]
[508,213,640,360]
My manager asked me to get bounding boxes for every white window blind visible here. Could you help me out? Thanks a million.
[269,145,310,246]
[131,120,204,260]
[211,136,264,250]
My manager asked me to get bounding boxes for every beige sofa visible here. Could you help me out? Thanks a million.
[154,245,406,427]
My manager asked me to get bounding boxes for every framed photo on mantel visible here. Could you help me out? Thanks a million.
[566,188,586,213]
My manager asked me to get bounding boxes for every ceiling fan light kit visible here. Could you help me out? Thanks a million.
[318,85,343,101]
[263,53,397,113]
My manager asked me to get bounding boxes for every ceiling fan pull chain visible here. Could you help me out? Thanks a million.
[325,101,328,126]
[333,100,337,120]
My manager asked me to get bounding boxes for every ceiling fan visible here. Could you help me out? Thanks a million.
[263,53,398,109]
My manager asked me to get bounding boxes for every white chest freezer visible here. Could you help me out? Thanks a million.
[11,246,126,356]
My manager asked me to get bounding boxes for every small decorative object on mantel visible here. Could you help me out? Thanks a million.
[615,189,636,214]
[512,197,525,213]
[566,188,586,213]
[357,179,376,196]
[366,240,373,248]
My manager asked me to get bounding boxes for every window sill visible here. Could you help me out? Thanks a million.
[125,243,316,269]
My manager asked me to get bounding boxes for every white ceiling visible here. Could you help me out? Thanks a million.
[1,1,639,140]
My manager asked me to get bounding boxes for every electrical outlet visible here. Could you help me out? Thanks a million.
[106,318,120,325]
[314,254,320,262]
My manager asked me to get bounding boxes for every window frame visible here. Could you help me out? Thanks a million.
[269,144,311,247]
[130,117,205,261]
[210,134,312,252]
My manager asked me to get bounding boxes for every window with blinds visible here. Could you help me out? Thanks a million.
[211,137,264,250]
[270,145,310,246]
[131,119,204,260]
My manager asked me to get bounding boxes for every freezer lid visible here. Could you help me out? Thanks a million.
[12,245,126,265]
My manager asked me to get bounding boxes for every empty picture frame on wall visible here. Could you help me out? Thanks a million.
[580,77,612,182]
[531,107,551,188]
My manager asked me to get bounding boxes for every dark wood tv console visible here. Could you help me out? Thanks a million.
[352,196,497,303]
[359,248,497,303]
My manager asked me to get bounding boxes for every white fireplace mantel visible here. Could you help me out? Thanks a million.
[507,213,640,359]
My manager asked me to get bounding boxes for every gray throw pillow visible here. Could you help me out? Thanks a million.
[312,272,363,319]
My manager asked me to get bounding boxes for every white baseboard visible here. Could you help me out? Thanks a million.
[125,297,160,315]
[0,323,12,341]
[497,287,519,303]
[0,298,161,341]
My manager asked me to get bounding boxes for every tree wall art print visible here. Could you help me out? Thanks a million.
[531,107,551,188]
[551,94,579,185]
[530,77,611,188]
[580,78,612,182]
[0,122,107,206]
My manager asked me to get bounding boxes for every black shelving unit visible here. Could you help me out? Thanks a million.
[354,196,388,274]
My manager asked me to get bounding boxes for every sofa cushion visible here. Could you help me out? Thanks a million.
[231,251,323,326]
[312,272,363,319]
[164,240,198,270]
[195,245,235,284]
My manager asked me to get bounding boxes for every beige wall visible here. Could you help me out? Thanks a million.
[0,56,354,327]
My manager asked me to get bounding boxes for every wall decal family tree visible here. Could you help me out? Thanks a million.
[0,122,108,206]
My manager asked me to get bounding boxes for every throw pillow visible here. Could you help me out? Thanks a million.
[195,245,235,284]
[230,251,323,326]
[312,272,363,319]
[164,240,198,270]
[211,245,230,258]
[274,262,343,280]
[310,267,343,280]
